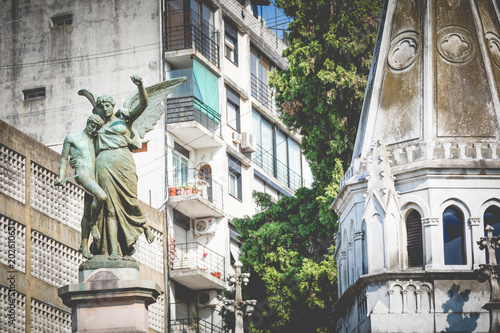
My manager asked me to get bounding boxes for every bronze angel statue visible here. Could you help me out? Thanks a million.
[68,74,186,260]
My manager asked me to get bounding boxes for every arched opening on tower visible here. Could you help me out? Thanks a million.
[443,206,465,265]
[406,210,423,268]
[484,205,500,263]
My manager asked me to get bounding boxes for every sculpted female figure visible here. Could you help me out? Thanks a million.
[93,75,154,259]
[78,74,186,260]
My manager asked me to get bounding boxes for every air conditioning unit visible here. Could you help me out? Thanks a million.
[193,217,217,235]
[232,132,241,144]
[198,291,219,307]
[241,132,256,153]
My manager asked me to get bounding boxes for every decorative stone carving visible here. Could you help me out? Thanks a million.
[437,26,475,63]
[31,298,71,333]
[486,32,500,69]
[388,33,419,70]
[0,144,26,204]
[422,218,439,226]
[468,217,481,226]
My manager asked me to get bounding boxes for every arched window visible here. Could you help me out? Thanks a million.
[484,205,500,263]
[443,206,465,265]
[406,210,423,267]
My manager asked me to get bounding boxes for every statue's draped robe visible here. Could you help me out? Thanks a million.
[92,120,147,256]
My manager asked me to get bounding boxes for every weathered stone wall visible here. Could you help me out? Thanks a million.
[0,119,166,332]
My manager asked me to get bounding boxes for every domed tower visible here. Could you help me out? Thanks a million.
[332,0,500,332]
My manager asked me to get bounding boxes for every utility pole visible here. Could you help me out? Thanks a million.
[223,262,257,333]
[476,225,500,333]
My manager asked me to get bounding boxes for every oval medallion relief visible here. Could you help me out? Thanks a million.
[437,26,475,63]
[486,32,500,69]
[388,32,419,70]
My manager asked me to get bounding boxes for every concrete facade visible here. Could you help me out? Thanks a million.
[332,0,500,332]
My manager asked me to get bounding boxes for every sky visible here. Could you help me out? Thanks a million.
[259,1,291,41]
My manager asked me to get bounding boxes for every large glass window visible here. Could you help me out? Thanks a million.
[172,146,189,187]
[406,210,423,267]
[226,86,240,132]
[228,155,242,200]
[484,205,500,263]
[443,206,465,265]
[224,20,238,65]
[252,110,303,190]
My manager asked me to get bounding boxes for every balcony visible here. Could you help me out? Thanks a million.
[251,73,277,114]
[165,9,220,68]
[167,69,224,149]
[170,242,226,290]
[254,144,304,191]
[168,168,224,218]
[169,318,225,333]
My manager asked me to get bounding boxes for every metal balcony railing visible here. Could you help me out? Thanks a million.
[170,242,225,280]
[251,73,276,113]
[254,144,303,191]
[167,168,223,210]
[169,317,225,333]
[165,9,220,68]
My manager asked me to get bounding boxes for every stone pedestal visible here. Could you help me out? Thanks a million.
[58,257,161,333]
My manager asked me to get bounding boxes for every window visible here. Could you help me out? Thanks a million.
[173,208,190,230]
[23,88,45,100]
[224,20,238,65]
[51,14,72,27]
[252,110,303,190]
[406,210,423,267]
[228,155,242,200]
[172,143,189,187]
[443,206,465,265]
[226,86,240,132]
[484,205,500,263]
[251,47,275,110]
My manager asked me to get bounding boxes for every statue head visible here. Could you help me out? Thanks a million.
[96,95,116,118]
[85,114,105,136]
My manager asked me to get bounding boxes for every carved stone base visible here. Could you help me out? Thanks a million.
[482,301,500,333]
[58,258,161,333]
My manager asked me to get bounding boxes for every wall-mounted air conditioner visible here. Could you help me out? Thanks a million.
[193,217,217,235]
[198,291,219,307]
[232,132,241,144]
[241,132,256,153]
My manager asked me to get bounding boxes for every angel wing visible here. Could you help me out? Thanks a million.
[124,77,187,139]
[77,89,101,116]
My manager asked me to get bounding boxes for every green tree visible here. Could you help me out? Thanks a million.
[271,0,382,187]
[231,1,382,332]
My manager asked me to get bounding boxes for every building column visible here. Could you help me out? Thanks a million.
[469,217,483,268]
[347,242,353,286]
[353,231,364,281]
[422,218,442,269]
[339,251,347,294]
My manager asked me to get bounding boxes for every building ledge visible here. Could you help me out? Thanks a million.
[168,120,224,149]
[168,193,224,219]
[170,268,226,290]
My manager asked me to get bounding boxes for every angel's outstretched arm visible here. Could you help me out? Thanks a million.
[128,75,149,124]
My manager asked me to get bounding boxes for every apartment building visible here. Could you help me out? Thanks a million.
[0,0,310,331]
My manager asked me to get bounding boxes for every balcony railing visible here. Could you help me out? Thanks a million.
[169,317,225,333]
[251,73,276,113]
[254,144,303,191]
[165,9,220,68]
[171,242,225,280]
[168,168,223,211]
[167,96,221,135]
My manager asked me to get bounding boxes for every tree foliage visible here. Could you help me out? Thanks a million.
[271,0,382,187]
[231,1,382,332]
